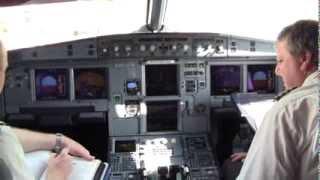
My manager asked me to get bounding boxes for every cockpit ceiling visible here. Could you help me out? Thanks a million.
[0,0,77,6]
[0,0,317,50]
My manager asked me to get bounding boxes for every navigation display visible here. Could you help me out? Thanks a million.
[211,65,241,95]
[74,68,108,99]
[35,69,69,100]
[247,64,275,93]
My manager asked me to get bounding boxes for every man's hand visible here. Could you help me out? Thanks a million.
[62,136,95,161]
[46,148,72,180]
[230,152,247,162]
[12,128,95,160]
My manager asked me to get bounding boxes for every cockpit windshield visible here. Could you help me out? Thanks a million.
[0,0,317,50]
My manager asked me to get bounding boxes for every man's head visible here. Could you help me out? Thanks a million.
[275,20,318,90]
[0,40,8,93]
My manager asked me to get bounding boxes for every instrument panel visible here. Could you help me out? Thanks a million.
[4,32,280,180]
[109,134,219,180]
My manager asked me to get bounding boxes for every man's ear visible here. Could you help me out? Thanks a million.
[299,51,313,71]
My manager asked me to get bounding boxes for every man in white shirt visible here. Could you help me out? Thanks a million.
[0,40,95,180]
[237,20,319,180]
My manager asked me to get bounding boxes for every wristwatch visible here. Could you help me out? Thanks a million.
[53,133,64,154]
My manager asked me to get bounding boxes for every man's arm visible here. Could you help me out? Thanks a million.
[12,128,55,153]
[237,107,299,180]
[12,127,94,160]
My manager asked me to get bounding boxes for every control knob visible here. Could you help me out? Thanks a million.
[114,45,120,52]
[171,44,177,51]
[149,44,156,52]
[125,45,132,52]
[183,44,189,52]
[140,44,146,52]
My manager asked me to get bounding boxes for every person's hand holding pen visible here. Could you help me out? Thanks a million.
[46,134,95,180]
[55,134,95,161]
[47,148,72,180]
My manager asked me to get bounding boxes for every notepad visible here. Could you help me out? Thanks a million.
[25,151,110,180]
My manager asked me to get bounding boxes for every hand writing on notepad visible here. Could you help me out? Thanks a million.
[26,150,105,180]
[46,148,72,180]
[61,136,95,161]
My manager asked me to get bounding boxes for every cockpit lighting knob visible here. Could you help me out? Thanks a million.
[183,44,189,52]
[171,44,177,51]
[125,45,132,52]
[114,46,120,52]
[149,44,156,52]
[140,45,146,52]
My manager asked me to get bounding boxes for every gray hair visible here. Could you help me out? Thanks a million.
[277,20,318,65]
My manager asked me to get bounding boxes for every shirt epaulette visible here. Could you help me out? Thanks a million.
[274,87,298,101]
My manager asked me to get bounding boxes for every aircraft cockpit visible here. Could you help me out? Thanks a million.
[0,0,317,180]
